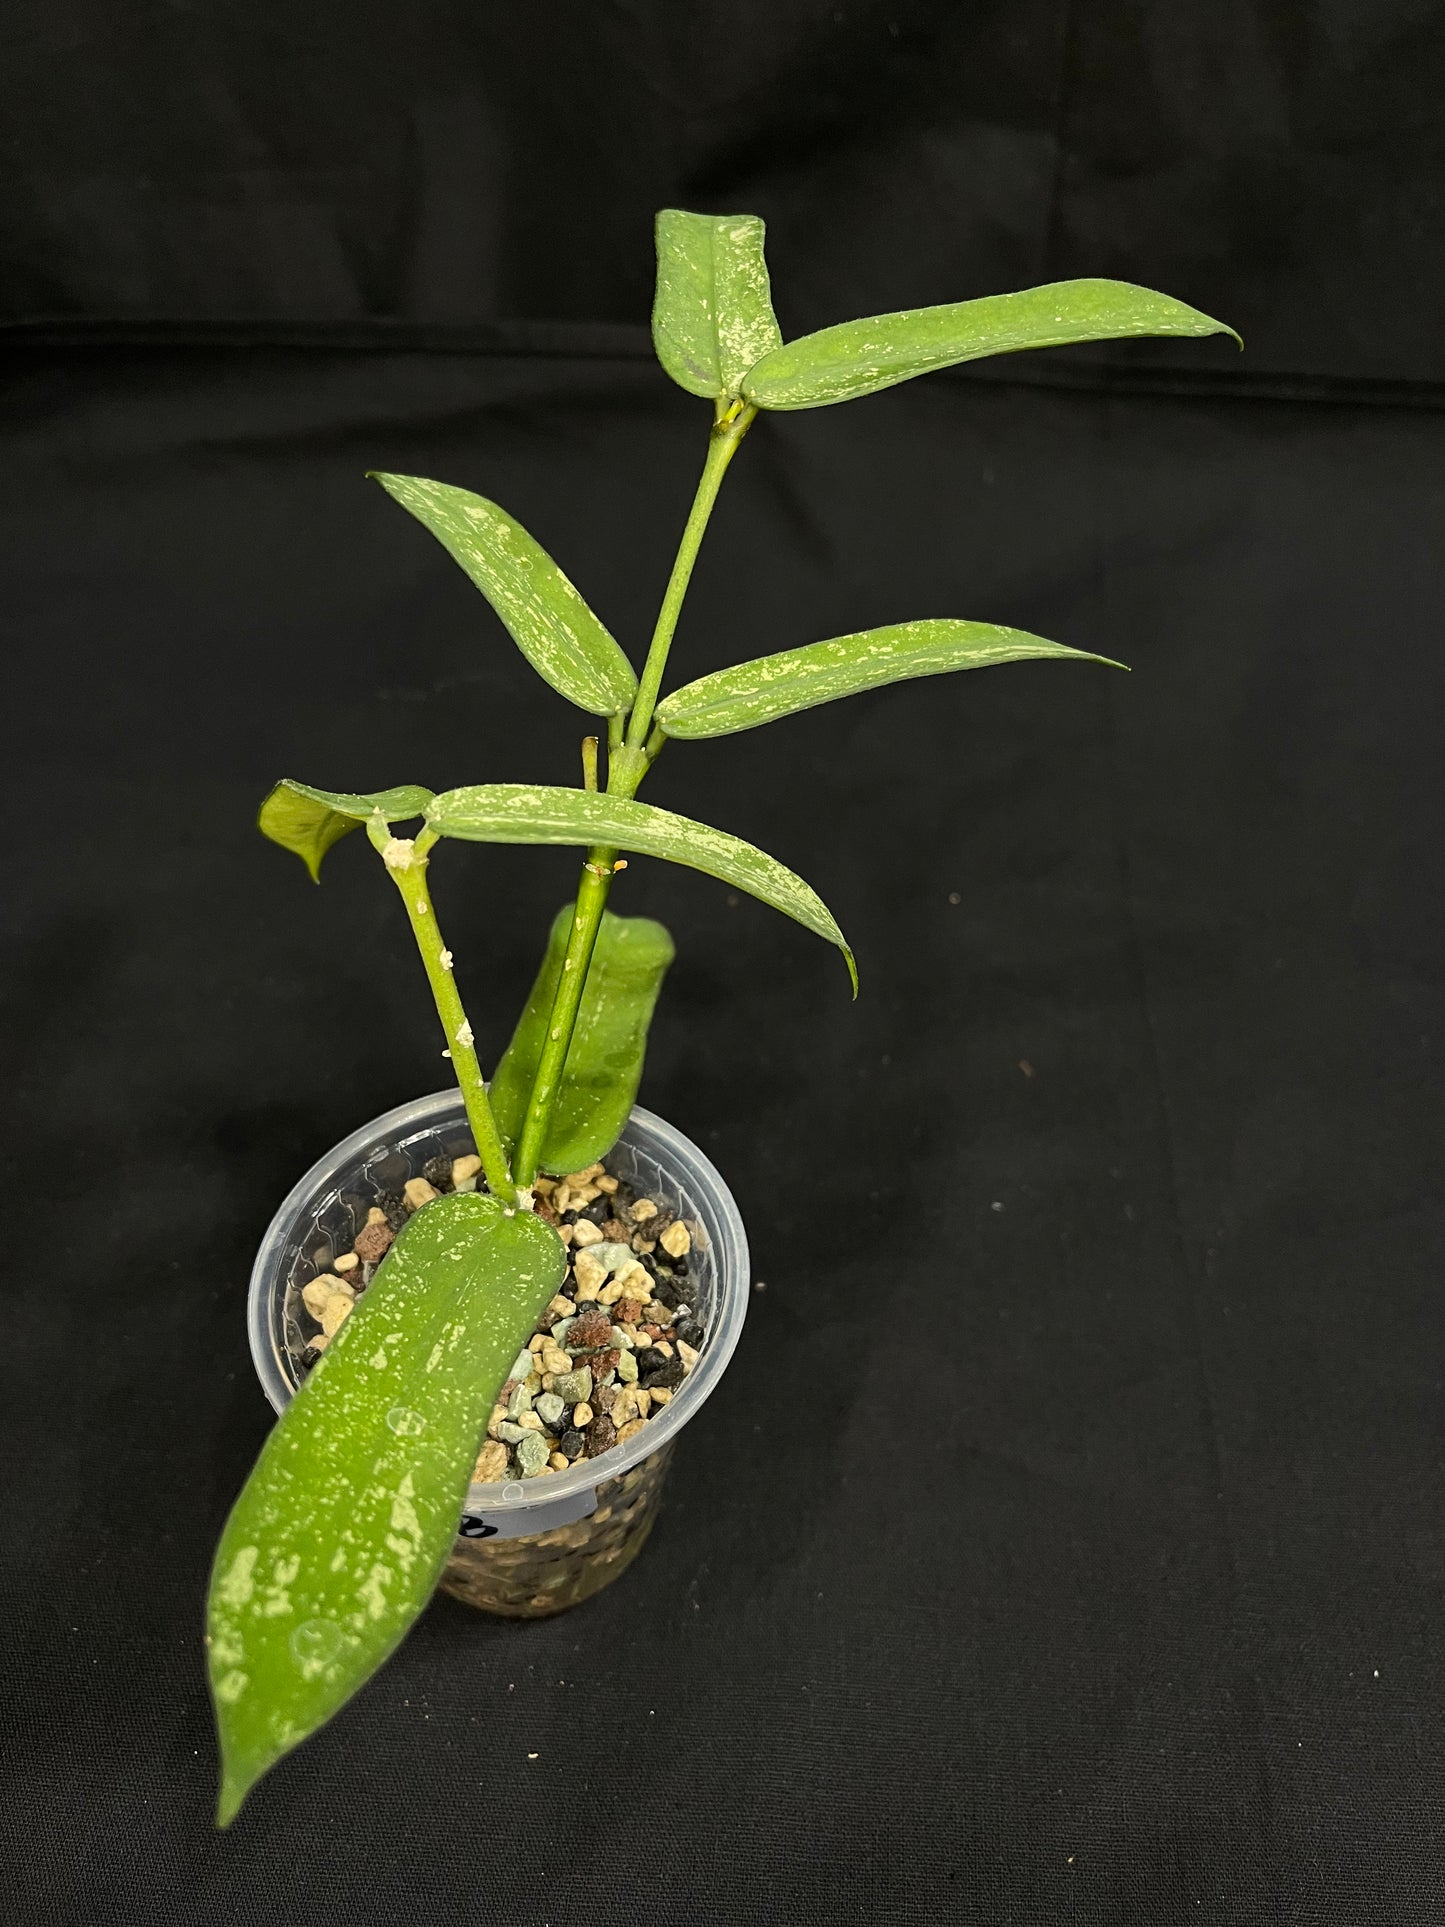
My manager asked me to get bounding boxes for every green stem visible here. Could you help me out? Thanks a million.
[513,405,756,1182]
[371,825,518,1206]
[512,850,618,1186]
[623,402,756,754]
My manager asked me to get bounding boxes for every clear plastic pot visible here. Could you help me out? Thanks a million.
[246,1091,749,1617]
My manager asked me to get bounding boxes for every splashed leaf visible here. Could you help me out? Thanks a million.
[652,209,783,400]
[207,1192,565,1825]
[656,619,1123,739]
[742,279,1239,410]
[371,474,638,717]
[427,783,855,992]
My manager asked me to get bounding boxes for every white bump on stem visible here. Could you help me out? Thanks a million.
[455,1021,474,1048]
[382,837,415,870]
[439,949,454,971]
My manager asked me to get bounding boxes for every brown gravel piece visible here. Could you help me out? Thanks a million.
[591,1381,617,1417]
[352,1219,395,1264]
[585,1414,618,1457]
[588,1346,620,1384]
[568,1308,614,1350]
[600,1218,630,1243]
[614,1297,644,1325]
[534,1198,561,1226]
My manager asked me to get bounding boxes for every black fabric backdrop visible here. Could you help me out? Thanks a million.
[4,6,1445,1924]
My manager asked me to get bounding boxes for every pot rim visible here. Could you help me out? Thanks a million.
[246,1089,750,1515]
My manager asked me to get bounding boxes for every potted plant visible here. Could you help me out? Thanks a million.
[207,207,1236,1824]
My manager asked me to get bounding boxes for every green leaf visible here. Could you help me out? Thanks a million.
[490,907,675,1174]
[652,209,784,400]
[370,473,638,717]
[207,1192,565,1825]
[655,619,1123,740]
[258,778,436,882]
[427,783,855,993]
[741,279,1239,411]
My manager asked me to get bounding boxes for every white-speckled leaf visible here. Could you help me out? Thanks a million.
[371,474,638,716]
[741,279,1239,410]
[652,209,783,399]
[427,783,856,992]
[207,1193,565,1825]
[655,620,1124,739]
[258,778,436,882]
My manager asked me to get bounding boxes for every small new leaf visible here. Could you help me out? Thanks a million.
[207,1192,565,1825]
[741,279,1239,410]
[371,474,638,717]
[426,783,855,992]
[258,779,436,882]
[490,907,675,1174]
[653,210,783,401]
[655,620,1124,740]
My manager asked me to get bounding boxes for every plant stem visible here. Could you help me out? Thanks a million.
[512,850,618,1185]
[512,405,756,1182]
[372,827,518,1206]
[580,735,599,790]
[623,402,756,754]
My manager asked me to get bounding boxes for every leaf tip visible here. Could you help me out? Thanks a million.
[843,945,860,1000]
[215,1769,248,1829]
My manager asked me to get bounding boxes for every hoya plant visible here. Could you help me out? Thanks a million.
[207,208,1236,1822]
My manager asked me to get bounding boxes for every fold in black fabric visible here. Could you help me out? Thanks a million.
[7,1,1445,385]
[2,344,1441,1922]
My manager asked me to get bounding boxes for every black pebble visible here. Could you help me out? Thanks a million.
[673,1315,705,1349]
[635,1346,669,1376]
[422,1155,453,1191]
[640,1354,686,1390]
[559,1428,587,1460]
[376,1190,407,1231]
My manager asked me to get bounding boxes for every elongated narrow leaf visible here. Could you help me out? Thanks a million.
[653,209,783,400]
[490,906,675,1174]
[427,783,855,992]
[208,1192,565,1825]
[258,778,436,882]
[656,620,1123,740]
[741,279,1239,411]
[371,474,638,717]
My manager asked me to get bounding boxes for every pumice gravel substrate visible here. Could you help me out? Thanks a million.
[296,1155,705,1480]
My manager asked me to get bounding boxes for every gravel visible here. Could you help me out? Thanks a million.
[293,1150,707,1486]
